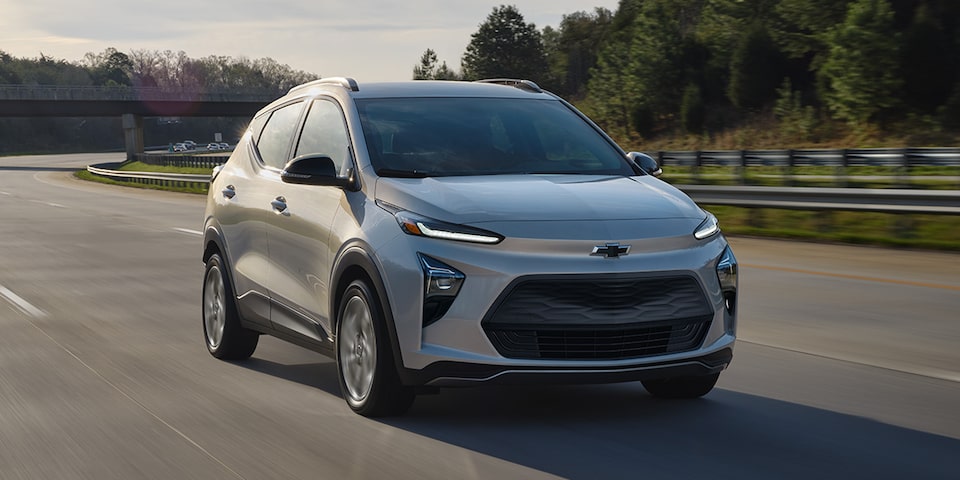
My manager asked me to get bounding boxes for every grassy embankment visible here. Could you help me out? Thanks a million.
[75,160,211,195]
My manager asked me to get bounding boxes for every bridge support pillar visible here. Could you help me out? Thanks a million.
[122,114,144,161]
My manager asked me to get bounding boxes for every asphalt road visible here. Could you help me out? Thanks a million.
[1,153,958,480]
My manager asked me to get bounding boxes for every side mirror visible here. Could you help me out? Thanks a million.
[281,154,355,189]
[627,152,662,178]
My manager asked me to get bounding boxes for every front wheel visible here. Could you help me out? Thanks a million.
[202,253,259,360]
[336,279,414,417]
[641,373,720,399]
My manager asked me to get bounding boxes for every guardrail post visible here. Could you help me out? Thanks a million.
[897,148,909,188]
[786,149,796,187]
[839,149,849,187]
[738,150,746,185]
[693,150,702,183]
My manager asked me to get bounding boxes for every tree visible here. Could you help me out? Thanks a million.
[460,5,549,81]
[586,0,706,136]
[773,0,853,65]
[412,49,460,80]
[821,0,901,126]
[900,4,956,114]
[545,8,614,97]
[681,82,705,133]
[727,23,785,110]
[83,48,133,86]
[0,50,21,84]
[413,49,439,80]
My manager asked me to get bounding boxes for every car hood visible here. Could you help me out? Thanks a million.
[375,175,705,225]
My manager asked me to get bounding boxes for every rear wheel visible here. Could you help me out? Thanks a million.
[336,279,414,417]
[641,373,720,399]
[203,253,258,360]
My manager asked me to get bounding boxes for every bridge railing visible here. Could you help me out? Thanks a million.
[0,84,279,102]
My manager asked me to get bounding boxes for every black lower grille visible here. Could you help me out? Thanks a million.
[485,317,711,360]
[483,274,713,360]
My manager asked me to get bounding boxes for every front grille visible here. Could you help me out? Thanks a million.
[486,318,711,360]
[483,274,712,360]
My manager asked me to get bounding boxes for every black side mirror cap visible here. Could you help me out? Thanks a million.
[627,152,662,177]
[281,154,355,189]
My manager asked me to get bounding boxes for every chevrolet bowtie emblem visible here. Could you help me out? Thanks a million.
[591,243,631,258]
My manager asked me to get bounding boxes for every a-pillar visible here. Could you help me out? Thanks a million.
[122,113,144,161]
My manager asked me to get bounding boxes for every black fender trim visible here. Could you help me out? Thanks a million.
[330,241,407,379]
[202,222,270,329]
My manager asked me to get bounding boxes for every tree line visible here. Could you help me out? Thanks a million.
[415,1,960,147]
[0,49,317,154]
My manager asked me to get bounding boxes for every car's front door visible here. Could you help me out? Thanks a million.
[267,97,353,345]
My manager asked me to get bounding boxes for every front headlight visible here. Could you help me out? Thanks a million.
[378,201,504,244]
[694,212,720,240]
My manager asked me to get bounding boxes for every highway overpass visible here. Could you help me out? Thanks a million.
[0,85,277,159]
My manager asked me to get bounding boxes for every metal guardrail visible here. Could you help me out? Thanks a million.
[87,163,211,189]
[681,185,960,215]
[656,147,960,168]
[85,163,960,215]
[655,148,960,188]
[134,153,229,169]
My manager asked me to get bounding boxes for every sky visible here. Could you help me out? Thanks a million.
[0,1,620,82]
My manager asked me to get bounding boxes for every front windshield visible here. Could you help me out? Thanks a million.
[356,97,636,177]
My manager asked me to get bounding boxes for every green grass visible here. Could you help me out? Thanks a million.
[117,160,213,175]
[704,206,960,251]
[75,168,209,195]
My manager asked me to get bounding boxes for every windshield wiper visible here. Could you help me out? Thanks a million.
[376,168,430,178]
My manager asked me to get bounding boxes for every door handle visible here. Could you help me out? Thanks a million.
[222,185,236,199]
[271,196,288,213]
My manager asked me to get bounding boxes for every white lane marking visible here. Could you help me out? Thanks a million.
[28,199,66,208]
[173,227,203,236]
[0,191,10,196]
[0,284,48,318]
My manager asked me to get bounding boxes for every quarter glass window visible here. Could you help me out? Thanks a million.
[256,102,303,169]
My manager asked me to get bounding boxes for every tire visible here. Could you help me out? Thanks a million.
[202,253,259,360]
[641,373,721,399]
[336,279,415,417]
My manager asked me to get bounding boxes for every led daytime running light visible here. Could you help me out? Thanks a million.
[694,213,720,240]
[416,222,501,244]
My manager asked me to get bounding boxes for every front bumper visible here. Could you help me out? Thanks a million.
[367,217,737,385]
[399,346,734,387]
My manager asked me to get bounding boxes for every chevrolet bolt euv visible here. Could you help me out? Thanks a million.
[202,78,738,416]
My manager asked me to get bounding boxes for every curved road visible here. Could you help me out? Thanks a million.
[1,153,958,479]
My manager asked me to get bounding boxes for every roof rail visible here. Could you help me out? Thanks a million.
[288,77,360,95]
[475,78,542,93]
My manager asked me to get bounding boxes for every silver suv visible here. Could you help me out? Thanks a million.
[202,78,737,416]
